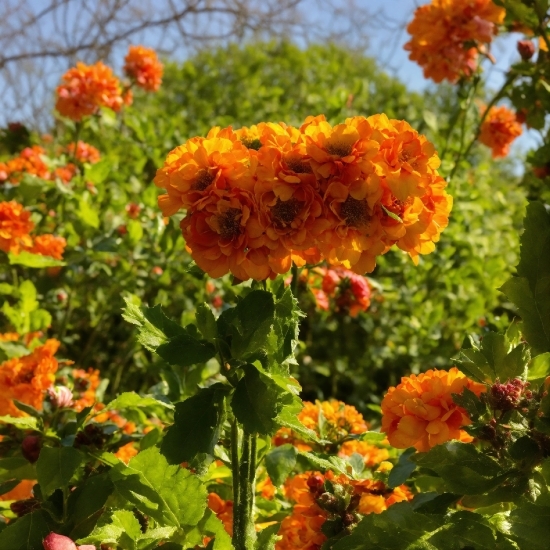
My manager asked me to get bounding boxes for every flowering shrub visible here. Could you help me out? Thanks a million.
[1,5,550,546]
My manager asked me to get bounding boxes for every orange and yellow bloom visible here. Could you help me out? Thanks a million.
[124,45,163,92]
[479,105,523,158]
[405,0,505,83]
[155,115,451,280]
[381,367,486,452]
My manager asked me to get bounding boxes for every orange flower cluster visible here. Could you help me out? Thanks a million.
[154,115,452,281]
[0,146,49,184]
[305,267,371,317]
[0,479,35,502]
[66,141,101,164]
[0,339,60,416]
[277,472,412,549]
[70,368,101,411]
[114,442,139,464]
[479,105,523,158]
[381,367,486,452]
[124,45,163,92]
[405,0,505,83]
[338,440,389,469]
[0,201,66,259]
[55,61,127,121]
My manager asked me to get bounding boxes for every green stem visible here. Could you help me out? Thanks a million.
[233,430,256,550]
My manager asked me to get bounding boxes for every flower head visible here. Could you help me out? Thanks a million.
[479,105,523,158]
[66,141,101,164]
[55,61,125,121]
[381,367,486,452]
[124,45,163,92]
[0,201,34,254]
[0,146,50,185]
[405,0,505,83]
[26,234,66,260]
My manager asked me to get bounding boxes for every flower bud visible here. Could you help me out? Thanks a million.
[42,533,78,550]
[316,492,340,512]
[490,378,529,411]
[517,40,535,60]
[47,386,74,408]
[307,474,324,493]
[21,435,41,463]
[342,512,357,526]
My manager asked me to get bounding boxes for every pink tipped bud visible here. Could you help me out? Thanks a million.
[47,386,74,408]
[43,533,77,550]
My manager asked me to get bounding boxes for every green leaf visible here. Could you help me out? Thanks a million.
[79,197,100,228]
[127,219,144,245]
[528,352,550,380]
[412,441,506,495]
[0,510,52,550]
[508,499,550,549]
[255,523,280,550]
[156,333,217,368]
[423,109,438,133]
[78,509,143,548]
[265,444,297,486]
[298,451,352,478]
[110,447,207,528]
[196,303,218,340]
[36,446,84,497]
[231,363,287,435]
[103,392,173,413]
[161,384,227,464]
[85,158,111,184]
[0,415,39,431]
[8,251,65,268]
[388,448,416,489]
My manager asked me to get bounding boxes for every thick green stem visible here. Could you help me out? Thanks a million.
[233,430,257,550]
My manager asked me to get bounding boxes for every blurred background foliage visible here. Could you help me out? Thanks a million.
[0,41,526,415]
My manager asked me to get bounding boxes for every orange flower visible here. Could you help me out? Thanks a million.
[257,476,276,499]
[405,0,506,83]
[0,146,50,185]
[55,61,125,121]
[352,478,413,515]
[0,480,35,501]
[338,440,389,468]
[0,339,60,416]
[207,493,233,536]
[66,141,101,164]
[115,442,139,464]
[0,201,34,254]
[381,367,486,452]
[0,333,19,342]
[71,368,101,411]
[479,105,523,158]
[124,45,163,92]
[276,504,327,550]
[26,234,66,260]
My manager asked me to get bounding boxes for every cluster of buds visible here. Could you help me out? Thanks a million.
[307,474,360,533]
[489,378,532,412]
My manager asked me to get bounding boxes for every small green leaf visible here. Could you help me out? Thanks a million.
[8,251,65,268]
[0,415,39,431]
[196,303,218,340]
[388,448,416,488]
[156,333,217,367]
[528,352,550,380]
[103,392,173,412]
[79,197,100,228]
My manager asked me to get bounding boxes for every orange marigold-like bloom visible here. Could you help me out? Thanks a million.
[479,105,523,158]
[381,367,486,452]
[338,440,390,468]
[0,333,19,342]
[257,476,276,499]
[71,368,101,411]
[124,45,163,92]
[0,201,34,254]
[276,504,327,550]
[405,0,506,83]
[115,442,139,464]
[207,493,233,536]
[25,234,66,260]
[0,339,60,416]
[0,146,50,185]
[66,141,101,164]
[0,480,35,501]
[55,61,125,121]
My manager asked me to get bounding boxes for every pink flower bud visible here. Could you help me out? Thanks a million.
[47,386,74,408]
[21,435,41,463]
[43,533,77,550]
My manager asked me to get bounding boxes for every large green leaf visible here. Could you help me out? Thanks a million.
[412,441,506,495]
[156,333,217,368]
[161,384,228,464]
[36,446,84,497]
[110,447,207,528]
[265,444,297,486]
[8,251,65,268]
[0,510,53,550]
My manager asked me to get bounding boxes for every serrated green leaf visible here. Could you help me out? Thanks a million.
[103,391,173,412]
[196,303,218,340]
[0,510,52,550]
[298,451,352,477]
[0,415,39,431]
[161,384,227,464]
[36,446,84,497]
[110,447,207,528]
